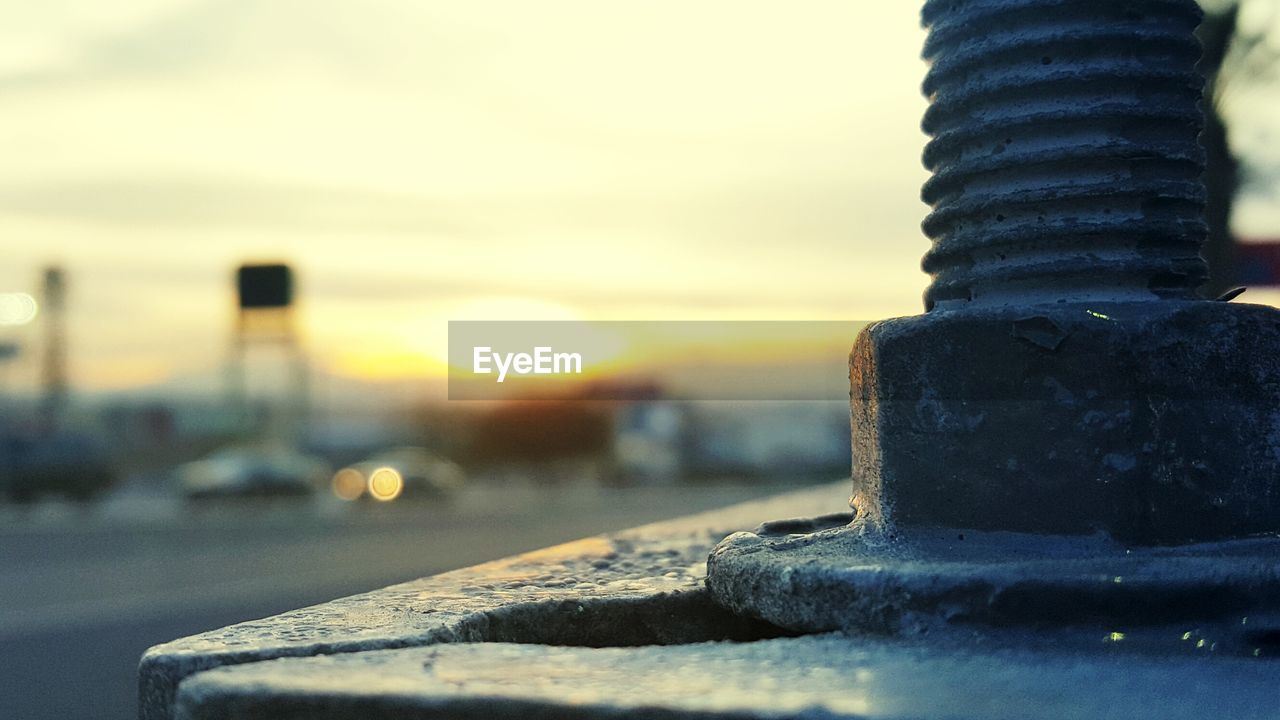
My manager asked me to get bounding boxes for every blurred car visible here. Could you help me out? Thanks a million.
[331,446,463,502]
[0,430,115,503]
[177,443,330,500]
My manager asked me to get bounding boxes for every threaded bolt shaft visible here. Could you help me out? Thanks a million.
[920,0,1208,311]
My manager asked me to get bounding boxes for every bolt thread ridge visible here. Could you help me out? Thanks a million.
[920,0,1208,310]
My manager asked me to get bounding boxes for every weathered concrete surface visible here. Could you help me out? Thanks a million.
[174,634,1280,720]
[850,300,1280,544]
[139,481,848,720]
[707,521,1280,637]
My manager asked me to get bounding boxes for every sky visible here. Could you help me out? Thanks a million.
[0,0,1277,395]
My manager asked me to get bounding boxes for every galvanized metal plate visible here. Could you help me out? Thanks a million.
[707,521,1280,637]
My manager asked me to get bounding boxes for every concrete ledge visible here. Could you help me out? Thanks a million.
[140,481,849,720]
[174,635,1280,720]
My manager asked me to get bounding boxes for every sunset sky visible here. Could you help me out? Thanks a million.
[0,0,1277,394]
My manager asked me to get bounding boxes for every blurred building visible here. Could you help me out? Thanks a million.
[614,401,850,484]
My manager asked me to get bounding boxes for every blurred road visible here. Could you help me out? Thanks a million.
[0,479,802,720]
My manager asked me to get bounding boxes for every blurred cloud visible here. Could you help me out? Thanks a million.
[0,176,473,236]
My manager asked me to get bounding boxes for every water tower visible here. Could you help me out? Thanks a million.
[226,263,309,443]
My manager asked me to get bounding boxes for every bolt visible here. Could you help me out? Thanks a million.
[830,0,1280,543]
[706,0,1280,637]
[919,0,1208,311]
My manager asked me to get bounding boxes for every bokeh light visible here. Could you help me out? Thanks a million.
[331,468,365,501]
[367,467,403,502]
[0,293,38,326]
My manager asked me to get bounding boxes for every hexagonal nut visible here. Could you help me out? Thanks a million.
[850,300,1280,544]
